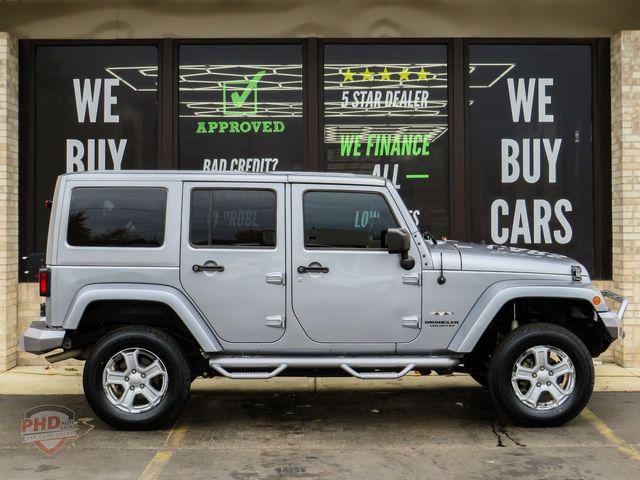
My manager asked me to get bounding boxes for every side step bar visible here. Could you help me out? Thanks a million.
[211,363,287,379]
[340,363,416,379]
[208,356,460,380]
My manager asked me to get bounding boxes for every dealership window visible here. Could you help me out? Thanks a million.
[177,43,304,172]
[19,39,611,280]
[20,43,160,277]
[467,44,597,272]
[322,43,450,237]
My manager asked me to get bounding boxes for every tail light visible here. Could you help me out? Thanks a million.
[38,268,50,297]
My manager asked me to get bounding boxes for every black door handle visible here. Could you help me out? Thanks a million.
[193,264,225,273]
[297,264,329,274]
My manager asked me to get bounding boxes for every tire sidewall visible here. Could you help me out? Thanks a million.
[83,328,189,429]
[489,326,594,426]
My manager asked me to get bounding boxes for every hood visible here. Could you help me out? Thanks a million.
[442,241,587,278]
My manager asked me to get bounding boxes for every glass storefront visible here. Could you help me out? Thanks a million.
[18,39,611,279]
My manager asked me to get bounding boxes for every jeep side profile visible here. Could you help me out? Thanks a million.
[19,171,627,429]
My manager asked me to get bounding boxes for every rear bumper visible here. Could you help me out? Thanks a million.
[599,290,628,341]
[17,319,66,354]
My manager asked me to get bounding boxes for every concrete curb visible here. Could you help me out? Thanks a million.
[1,363,639,395]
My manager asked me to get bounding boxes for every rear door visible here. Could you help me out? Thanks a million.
[180,182,286,343]
[290,184,422,343]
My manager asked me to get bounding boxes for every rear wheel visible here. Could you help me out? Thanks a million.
[487,322,594,427]
[83,326,191,430]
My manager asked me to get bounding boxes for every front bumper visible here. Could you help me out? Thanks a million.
[599,290,628,341]
[17,319,66,354]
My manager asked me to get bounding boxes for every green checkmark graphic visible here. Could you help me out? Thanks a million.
[230,70,265,108]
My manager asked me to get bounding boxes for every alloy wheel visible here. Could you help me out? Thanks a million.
[102,348,168,414]
[511,345,576,411]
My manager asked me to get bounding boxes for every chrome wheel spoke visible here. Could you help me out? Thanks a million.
[143,360,164,379]
[513,365,536,382]
[552,359,573,378]
[523,383,543,405]
[118,387,137,409]
[141,385,161,404]
[122,349,141,373]
[104,369,128,387]
[532,346,549,370]
[547,381,568,403]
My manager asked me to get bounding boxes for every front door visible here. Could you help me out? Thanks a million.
[291,184,422,343]
[180,182,286,343]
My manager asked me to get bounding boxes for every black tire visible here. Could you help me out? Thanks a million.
[470,373,489,388]
[83,326,191,430]
[487,322,594,427]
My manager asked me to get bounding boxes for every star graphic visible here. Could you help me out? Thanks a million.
[361,67,374,81]
[379,67,391,81]
[417,68,430,81]
[398,68,411,81]
[342,68,354,82]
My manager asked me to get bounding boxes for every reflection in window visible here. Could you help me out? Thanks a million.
[190,189,277,247]
[67,188,167,247]
[303,191,398,249]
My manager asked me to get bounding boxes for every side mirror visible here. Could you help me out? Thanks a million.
[385,228,411,253]
[385,228,415,270]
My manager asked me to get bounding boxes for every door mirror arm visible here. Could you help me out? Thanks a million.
[400,252,416,270]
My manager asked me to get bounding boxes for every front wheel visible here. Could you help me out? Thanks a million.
[83,326,191,430]
[487,323,594,427]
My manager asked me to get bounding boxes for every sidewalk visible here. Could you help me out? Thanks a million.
[1,362,639,395]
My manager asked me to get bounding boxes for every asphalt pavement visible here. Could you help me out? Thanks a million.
[0,385,639,480]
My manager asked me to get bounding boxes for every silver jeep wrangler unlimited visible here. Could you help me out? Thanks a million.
[19,171,627,429]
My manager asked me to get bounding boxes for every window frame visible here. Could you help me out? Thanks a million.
[302,189,401,251]
[188,187,279,250]
[65,186,169,249]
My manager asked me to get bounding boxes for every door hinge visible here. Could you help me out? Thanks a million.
[266,272,285,285]
[402,316,421,329]
[402,273,421,285]
[266,315,285,328]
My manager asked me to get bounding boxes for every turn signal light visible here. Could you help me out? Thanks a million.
[38,268,50,297]
[593,296,602,306]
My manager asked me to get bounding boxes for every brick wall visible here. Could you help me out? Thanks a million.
[0,32,18,372]
[611,31,640,367]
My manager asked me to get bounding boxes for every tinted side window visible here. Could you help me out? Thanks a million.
[67,188,167,247]
[190,189,276,247]
[303,191,399,249]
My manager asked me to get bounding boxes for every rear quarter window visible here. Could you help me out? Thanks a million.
[66,187,167,247]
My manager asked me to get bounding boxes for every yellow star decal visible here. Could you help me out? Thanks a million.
[417,68,430,81]
[378,67,391,81]
[398,68,411,81]
[361,67,374,81]
[343,68,354,82]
